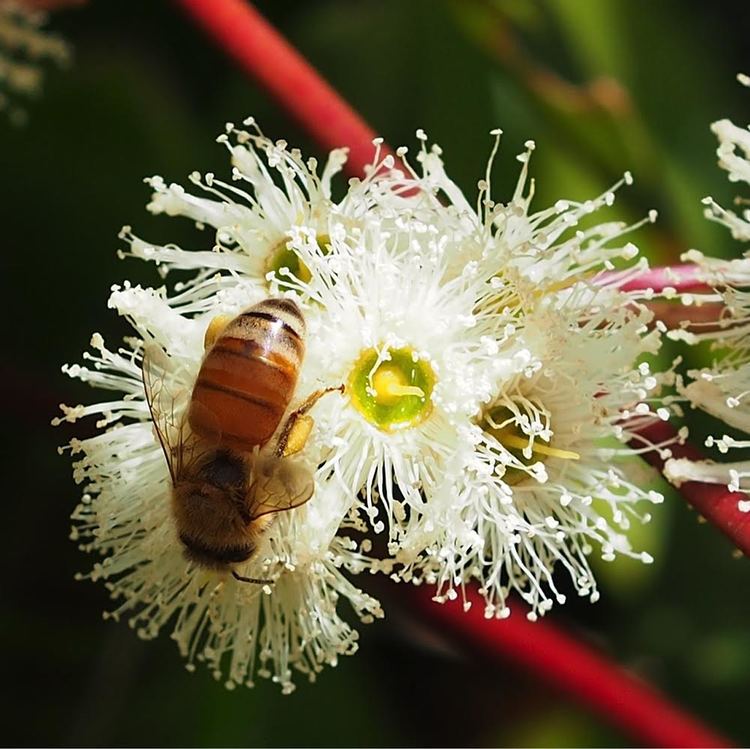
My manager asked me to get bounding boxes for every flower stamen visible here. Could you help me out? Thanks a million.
[482,402,580,473]
[499,432,580,461]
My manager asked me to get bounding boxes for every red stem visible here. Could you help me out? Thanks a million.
[172,0,735,743]
[408,584,731,748]
[601,265,750,557]
[599,263,709,293]
[635,421,750,556]
[173,0,392,177]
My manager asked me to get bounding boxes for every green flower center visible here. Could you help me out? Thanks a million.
[349,347,435,431]
[266,234,331,287]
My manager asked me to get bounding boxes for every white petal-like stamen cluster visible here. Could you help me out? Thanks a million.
[349,135,669,617]
[58,285,384,693]
[0,0,68,123]
[664,75,750,507]
[60,119,672,688]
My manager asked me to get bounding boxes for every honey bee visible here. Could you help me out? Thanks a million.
[143,297,341,585]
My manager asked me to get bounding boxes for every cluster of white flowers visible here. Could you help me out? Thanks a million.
[665,75,750,508]
[0,0,68,123]
[59,118,674,690]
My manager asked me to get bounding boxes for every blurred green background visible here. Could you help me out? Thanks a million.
[2,0,749,746]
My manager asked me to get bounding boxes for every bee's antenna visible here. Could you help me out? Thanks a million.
[232,570,273,585]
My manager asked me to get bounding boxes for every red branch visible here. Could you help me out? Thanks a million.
[602,266,750,556]
[409,585,731,748]
[173,0,392,177]
[172,0,735,744]
[599,263,709,293]
[635,421,750,557]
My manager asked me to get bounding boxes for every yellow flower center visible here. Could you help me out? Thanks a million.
[349,347,435,431]
[266,234,331,287]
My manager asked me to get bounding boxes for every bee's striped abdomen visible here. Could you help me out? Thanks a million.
[188,298,306,452]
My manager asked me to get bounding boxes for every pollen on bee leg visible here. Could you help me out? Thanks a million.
[203,314,233,349]
[282,415,314,456]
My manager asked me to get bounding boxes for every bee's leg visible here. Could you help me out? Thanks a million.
[280,414,315,458]
[232,570,273,585]
[276,385,345,457]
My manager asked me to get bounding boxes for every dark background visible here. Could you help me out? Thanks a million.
[2,0,750,745]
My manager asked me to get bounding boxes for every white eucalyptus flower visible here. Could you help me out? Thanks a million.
[230,130,671,618]
[57,128,391,690]
[352,133,671,617]
[61,121,674,690]
[127,118,380,288]
[664,75,750,506]
[0,0,68,123]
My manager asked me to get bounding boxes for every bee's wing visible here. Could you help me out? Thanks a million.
[248,456,315,519]
[141,344,197,483]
